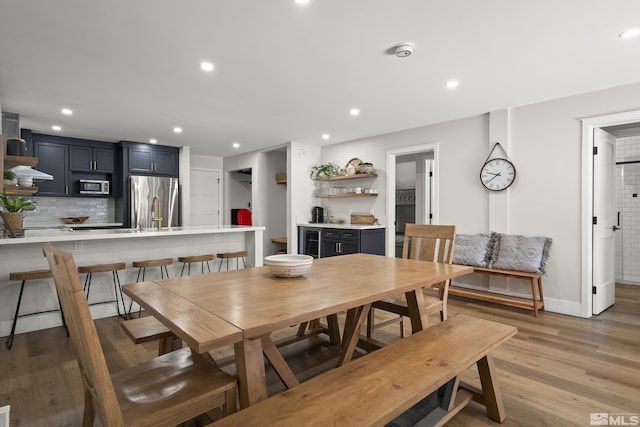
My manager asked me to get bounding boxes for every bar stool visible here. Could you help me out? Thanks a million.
[6,269,66,349]
[132,258,173,282]
[128,258,173,316]
[78,262,127,319]
[217,251,248,271]
[178,254,214,276]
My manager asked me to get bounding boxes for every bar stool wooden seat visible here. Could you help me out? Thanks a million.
[78,262,127,319]
[129,258,173,317]
[121,316,182,356]
[6,269,66,349]
[178,254,214,276]
[217,251,248,271]
[132,258,173,281]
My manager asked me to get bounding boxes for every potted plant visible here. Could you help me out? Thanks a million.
[3,169,17,186]
[310,162,339,179]
[0,190,37,232]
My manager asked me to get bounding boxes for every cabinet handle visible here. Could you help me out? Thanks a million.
[94,160,97,170]
[65,185,68,194]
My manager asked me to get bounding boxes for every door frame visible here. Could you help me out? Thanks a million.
[386,142,439,257]
[581,109,640,317]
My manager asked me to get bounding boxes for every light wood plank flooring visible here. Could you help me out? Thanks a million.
[0,284,638,426]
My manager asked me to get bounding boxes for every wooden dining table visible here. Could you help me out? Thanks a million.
[122,253,473,408]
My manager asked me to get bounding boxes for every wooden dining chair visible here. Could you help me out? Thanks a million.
[367,224,456,338]
[42,243,237,427]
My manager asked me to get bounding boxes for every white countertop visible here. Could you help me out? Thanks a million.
[0,225,265,245]
[297,222,385,230]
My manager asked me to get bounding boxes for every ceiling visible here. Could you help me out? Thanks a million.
[1,1,639,158]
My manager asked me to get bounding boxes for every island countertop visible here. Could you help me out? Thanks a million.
[0,225,266,338]
[0,225,265,245]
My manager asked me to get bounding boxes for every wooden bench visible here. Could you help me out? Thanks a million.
[210,314,517,427]
[121,315,182,356]
[449,266,544,317]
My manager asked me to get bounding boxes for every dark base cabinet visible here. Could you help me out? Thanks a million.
[298,227,385,258]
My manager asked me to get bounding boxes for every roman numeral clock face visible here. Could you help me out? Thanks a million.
[480,158,516,191]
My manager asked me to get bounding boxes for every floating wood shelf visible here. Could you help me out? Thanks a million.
[275,173,287,185]
[4,155,38,168]
[4,186,39,195]
[313,173,377,182]
[315,193,378,199]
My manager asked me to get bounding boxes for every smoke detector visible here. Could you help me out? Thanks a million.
[395,42,414,57]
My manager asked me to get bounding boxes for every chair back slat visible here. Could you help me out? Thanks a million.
[402,224,456,264]
[42,243,124,426]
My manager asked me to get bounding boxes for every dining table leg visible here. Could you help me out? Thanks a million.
[405,289,428,333]
[234,338,268,408]
[261,335,300,389]
[337,303,371,367]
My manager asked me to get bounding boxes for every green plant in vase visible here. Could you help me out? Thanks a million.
[310,162,339,179]
[0,190,37,233]
[3,169,17,186]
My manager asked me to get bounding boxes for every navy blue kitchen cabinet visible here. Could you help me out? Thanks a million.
[33,137,69,196]
[125,143,179,176]
[319,228,385,258]
[70,143,115,173]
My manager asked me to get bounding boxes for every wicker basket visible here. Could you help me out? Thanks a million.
[1,212,24,231]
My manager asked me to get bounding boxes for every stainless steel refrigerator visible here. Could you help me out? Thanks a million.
[130,175,180,229]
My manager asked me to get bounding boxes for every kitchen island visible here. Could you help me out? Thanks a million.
[0,225,264,339]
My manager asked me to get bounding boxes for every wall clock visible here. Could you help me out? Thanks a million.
[480,143,516,191]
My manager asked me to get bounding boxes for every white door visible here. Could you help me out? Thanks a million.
[190,168,221,226]
[593,128,616,314]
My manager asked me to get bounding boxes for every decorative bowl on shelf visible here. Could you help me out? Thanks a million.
[265,254,313,278]
[357,164,374,174]
[61,216,90,224]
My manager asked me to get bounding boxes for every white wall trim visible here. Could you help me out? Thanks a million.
[581,109,640,318]
[386,142,438,256]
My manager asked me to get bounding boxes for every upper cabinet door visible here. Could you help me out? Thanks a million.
[93,147,115,173]
[35,141,69,195]
[153,150,178,176]
[69,145,93,172]
[128,147,155,173]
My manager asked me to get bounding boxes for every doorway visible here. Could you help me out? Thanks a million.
[190,168,221,226]
[581,109,640,317]
[386,143,438,256]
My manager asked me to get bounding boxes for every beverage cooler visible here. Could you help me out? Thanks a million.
[298,227,321,258]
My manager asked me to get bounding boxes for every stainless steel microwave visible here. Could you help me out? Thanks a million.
[79,179,110,195]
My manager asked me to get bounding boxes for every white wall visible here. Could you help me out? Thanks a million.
[191,153,223,170]
[259,150,287,255]
[289,142,322,253]
[319,81,640,316]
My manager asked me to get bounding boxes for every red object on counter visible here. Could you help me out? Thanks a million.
[237,209,252,225]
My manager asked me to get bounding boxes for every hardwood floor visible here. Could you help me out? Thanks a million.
[0,284,638,426]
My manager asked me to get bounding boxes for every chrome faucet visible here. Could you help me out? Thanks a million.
[151,196,163,231]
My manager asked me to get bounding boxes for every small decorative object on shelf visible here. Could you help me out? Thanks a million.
[357,162,374,174]
[3,169,17,187]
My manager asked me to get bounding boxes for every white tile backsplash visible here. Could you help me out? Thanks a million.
[24,196,115,227]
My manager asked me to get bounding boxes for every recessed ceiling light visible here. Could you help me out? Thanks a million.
[619,28,640,39]
[200,61,214,72]
[149,138,157,144]
[173,127,183,134]
[293,0,310,5]
[322,134,330,140]
[350,108,360,116]
[232,142,240,148]
[61,108,73,115]
[446,80,459,89]
[52,125,62,131]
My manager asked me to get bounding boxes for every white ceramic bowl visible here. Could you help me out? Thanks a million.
[265,254,313,277]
